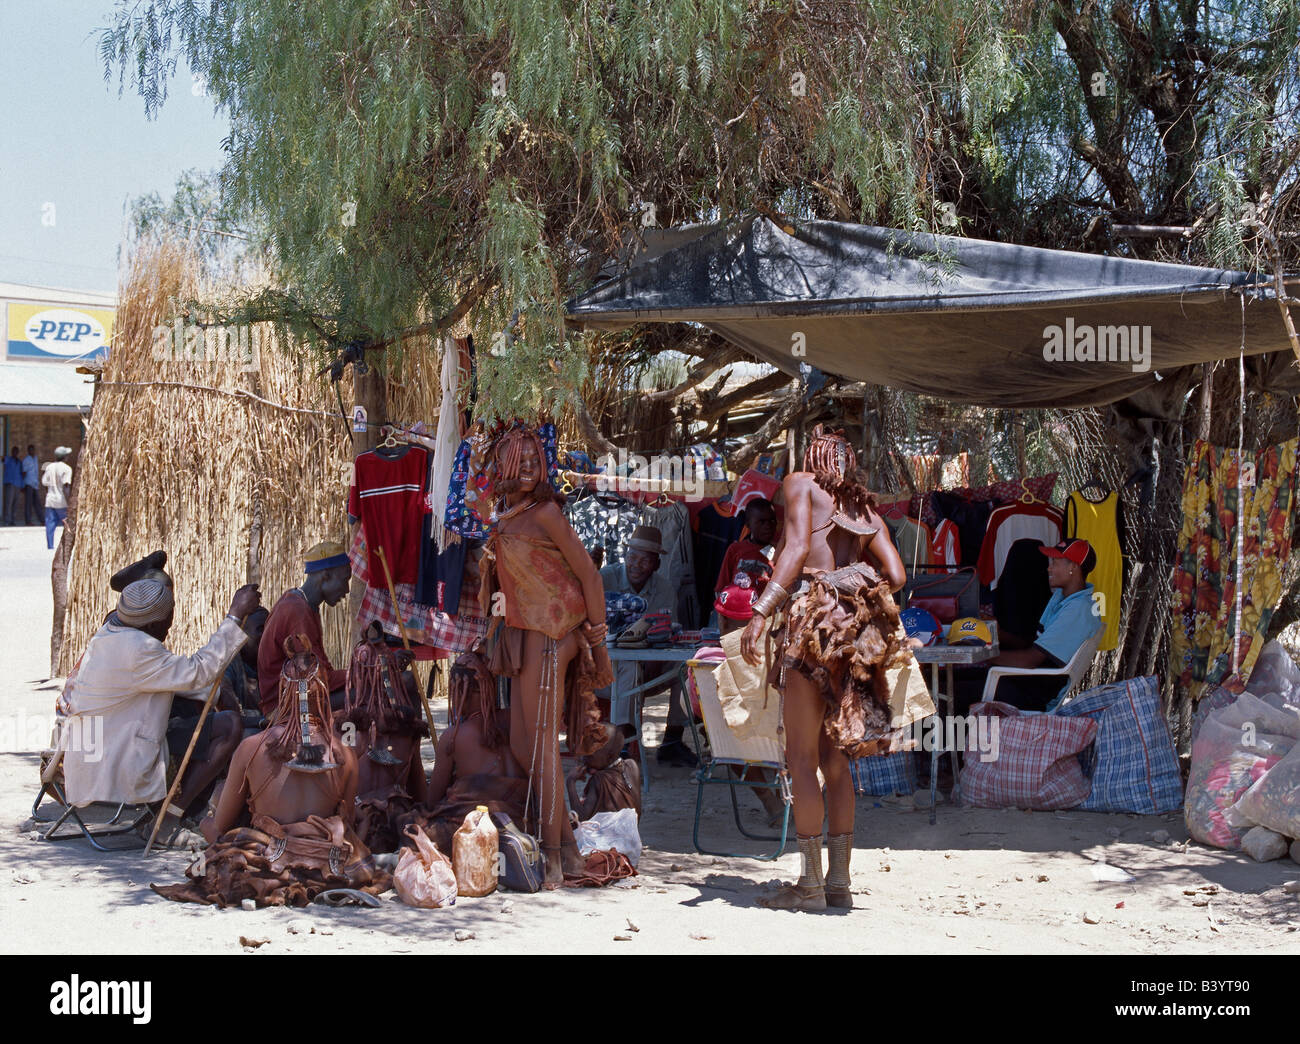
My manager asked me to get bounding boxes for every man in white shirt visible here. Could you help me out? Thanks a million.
[58,577,260,846]
[41,446,73,549]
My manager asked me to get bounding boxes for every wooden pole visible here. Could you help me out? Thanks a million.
[144,671,226,855]
[375,544,438,742]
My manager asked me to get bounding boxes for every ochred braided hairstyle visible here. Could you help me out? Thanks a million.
[803,424,877,518]
[490,423,564,505]
[266,635,339,764]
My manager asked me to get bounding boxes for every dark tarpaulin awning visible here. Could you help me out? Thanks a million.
[566,216,1300,413]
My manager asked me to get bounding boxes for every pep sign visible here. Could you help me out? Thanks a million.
[7,303,114,360]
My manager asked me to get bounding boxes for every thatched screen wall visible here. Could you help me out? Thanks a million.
[59,243,443,676]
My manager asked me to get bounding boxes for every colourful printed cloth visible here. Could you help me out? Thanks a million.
[444,429,492,540]
[349,529,487,654]
[1170,438,1298,701]
[449,422,562,534]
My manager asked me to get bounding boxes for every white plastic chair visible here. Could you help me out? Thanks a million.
[980,626,1103,706]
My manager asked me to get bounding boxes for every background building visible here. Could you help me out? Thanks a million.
[0,282,113,469]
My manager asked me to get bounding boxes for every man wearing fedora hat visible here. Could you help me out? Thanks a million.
[599,525,696,766]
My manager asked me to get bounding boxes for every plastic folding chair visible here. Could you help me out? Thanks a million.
[684,660,790,861]
[981,627,1103,706]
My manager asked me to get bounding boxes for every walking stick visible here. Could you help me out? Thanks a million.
[144,618,243,855]
[376,545,438,742]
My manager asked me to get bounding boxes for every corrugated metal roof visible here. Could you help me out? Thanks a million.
[0,362,94,412]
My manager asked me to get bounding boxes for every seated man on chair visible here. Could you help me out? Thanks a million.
[600,525,696,766]
[58,578,259,846]
[952,538,1102,714]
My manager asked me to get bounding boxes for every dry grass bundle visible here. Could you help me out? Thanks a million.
[60,240,358,673]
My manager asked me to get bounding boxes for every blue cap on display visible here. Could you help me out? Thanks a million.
[901,607,941,646]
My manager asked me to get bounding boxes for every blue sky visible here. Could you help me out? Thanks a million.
[0,1,230,294]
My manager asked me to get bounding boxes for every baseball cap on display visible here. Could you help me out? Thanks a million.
[946,616,993,646]
[1040,539,1096,573]
[715,584,757,621]
[900,607,941,646]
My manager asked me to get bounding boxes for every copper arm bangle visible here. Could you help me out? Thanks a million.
[752,580,790,619]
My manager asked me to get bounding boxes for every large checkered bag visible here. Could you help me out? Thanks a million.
[961,703,1097,810]
[1055,676,1182,814]
[851,751,918,796]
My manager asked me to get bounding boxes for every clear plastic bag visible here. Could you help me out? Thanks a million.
[1184,713,1293,850]
[1231,740,1300,841]
[393,825,458,908]
[574,808,642,867]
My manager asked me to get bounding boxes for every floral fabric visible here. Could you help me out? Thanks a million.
[1170,438,1298,700]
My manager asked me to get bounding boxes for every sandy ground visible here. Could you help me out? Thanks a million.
[3,524,1299,955]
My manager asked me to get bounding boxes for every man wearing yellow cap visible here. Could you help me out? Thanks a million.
[257,541,351,717]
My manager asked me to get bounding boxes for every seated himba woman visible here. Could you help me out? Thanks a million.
[153,640,386,907]
[411,650,529,855]
[346,623,427,805]
[200,639,358,842]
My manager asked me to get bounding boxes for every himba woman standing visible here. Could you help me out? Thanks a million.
[478,423,610,885]
[740,426,913,911]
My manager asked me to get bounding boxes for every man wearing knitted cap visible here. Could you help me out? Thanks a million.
[258,541,351,718]
[59,577,260,846]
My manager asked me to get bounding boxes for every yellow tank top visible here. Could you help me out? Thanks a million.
[1066,490,1122,652]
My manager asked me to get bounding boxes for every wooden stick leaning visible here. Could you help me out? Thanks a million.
[144,612,246,855]
[375,544,438,743]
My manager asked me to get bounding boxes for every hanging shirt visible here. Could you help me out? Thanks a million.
[348,446,429,585]
[930,519,960,571]
[994,538,1051,645]
[693,501,745,613]
[930,491,995,569]
[977,501,1063,588]
[890,516,933,569]
[1065,490,1123,652]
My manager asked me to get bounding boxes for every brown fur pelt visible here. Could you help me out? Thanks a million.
[150,814,389,908]
[777,567,912,759]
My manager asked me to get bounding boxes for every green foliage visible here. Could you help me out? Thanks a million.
[101,0,1036,420]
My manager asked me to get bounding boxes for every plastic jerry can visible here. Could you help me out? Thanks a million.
[452,805,499,897]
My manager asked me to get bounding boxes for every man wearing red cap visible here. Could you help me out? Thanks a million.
[952,538,1103,713]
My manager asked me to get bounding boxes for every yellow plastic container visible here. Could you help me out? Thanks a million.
[452,805,499,897]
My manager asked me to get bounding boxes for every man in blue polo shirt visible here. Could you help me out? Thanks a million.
[951,539,1103,713]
